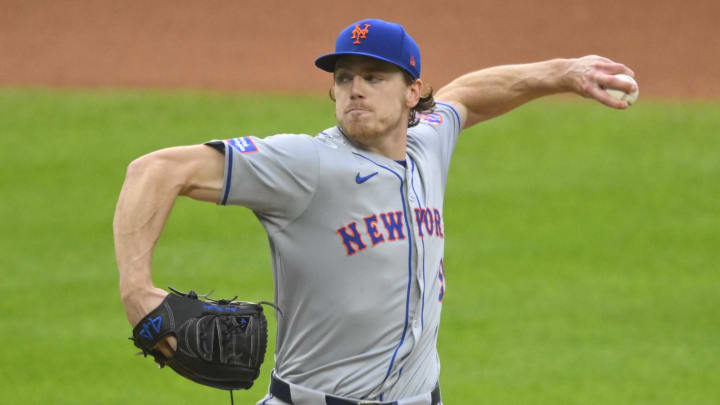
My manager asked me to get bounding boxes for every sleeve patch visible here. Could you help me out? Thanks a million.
[418,112,443,126]
[227,137,259,154]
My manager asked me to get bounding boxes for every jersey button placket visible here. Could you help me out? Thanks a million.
[405,165,425,339]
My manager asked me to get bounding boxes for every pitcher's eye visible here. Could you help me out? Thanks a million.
[334,73,352,84]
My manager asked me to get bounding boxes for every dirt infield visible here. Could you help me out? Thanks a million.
[1,0,718,98]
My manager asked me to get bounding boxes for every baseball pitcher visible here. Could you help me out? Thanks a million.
[114,18,637,405]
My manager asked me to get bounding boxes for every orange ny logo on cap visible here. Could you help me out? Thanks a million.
[351,24,371,44]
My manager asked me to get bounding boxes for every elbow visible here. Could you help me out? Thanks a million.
[125,153,160,184]
[125,155,147,178]
[125,149,199,198]
[124,152,180,191]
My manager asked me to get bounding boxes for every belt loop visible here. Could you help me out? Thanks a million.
[269,372,293,404]
[431,383,441,405]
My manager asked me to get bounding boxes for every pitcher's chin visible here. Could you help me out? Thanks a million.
[341,124,385,143]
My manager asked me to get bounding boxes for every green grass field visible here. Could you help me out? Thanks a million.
[1,89,718,404]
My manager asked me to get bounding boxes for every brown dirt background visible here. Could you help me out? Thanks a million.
[1,0,719,98]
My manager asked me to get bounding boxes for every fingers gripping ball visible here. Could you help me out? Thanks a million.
[131,288,269,391]
[605,74,639,105]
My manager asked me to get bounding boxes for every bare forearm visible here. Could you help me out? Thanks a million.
[437,56,636,130]
[114,145,223,295]
[113,155,181,298]
[113,145,223,330]
[437,59,571,126]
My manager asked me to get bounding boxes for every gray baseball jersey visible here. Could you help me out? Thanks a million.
[206,102,461,402]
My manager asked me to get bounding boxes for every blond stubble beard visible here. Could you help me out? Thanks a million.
[337,111,406,144]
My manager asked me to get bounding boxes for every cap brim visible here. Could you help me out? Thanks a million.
[314,52,417,78]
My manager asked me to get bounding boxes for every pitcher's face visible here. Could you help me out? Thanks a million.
[333,56,417,142]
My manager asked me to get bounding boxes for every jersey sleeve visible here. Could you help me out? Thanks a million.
[425,102,462,163]
[204,134,319,233]
[409,101,463,179]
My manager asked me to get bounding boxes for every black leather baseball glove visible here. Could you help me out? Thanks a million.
[131,287,268,391]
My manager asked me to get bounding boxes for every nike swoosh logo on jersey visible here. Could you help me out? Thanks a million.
[355,172,378,184]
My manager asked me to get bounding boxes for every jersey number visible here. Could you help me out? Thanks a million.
[438,259,446,302]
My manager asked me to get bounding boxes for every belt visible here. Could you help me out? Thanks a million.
[269,373,441,405]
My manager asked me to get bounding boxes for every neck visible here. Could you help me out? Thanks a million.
[342,122,409,161]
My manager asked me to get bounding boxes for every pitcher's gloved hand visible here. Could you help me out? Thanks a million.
[131,287,268,390]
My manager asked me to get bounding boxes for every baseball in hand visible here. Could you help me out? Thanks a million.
[605,74,639,105]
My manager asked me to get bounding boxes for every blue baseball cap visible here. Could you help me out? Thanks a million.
[315,18,421,79]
